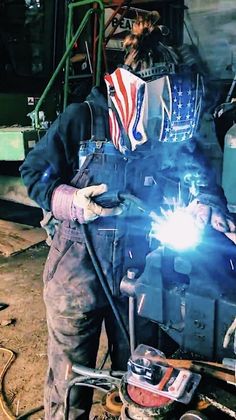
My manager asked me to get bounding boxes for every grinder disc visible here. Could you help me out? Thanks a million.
[127,384,173,408]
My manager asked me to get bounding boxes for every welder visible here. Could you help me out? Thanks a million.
[20,11,235,420]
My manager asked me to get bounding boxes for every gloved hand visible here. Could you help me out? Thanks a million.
[72,183,123,224]
[187,199,235,233]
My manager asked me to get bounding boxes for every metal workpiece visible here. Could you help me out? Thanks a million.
[180,411,209,420]
[174,256,192,275]
[64,365,124,419]
[72,364,123,385]
[119,269,139,353]
[119,376,175,420]
[101,389,122,419]
[120,269,139,297]
[132,237,236,359]
[222,358,236,370]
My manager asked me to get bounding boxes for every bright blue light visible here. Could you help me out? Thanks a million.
[151,208,202,251]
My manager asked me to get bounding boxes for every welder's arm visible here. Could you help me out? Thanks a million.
[20,103,122,222]
[187,199,235,233]
[20,103,88,211]
[20,119,71,211]
[51,183,123,224]
[183,141,235,233]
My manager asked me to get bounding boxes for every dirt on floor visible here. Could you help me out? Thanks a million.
[0,242,107,420]
[0,243,48,419]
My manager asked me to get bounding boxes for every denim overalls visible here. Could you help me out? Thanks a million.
[60,101,168,296]
[42,100,165,419]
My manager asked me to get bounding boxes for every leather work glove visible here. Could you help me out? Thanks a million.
[187,199,235,234]
[72,183,123,224]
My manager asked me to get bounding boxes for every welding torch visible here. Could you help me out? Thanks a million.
[93,190,157,219]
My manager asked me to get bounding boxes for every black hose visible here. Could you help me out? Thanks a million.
[16,405,44,419]
[64,377,108,420]
[80,223,130,345]
[78,192,151,349]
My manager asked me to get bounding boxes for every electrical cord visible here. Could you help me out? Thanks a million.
[16,405,44,420]
[0,347,16,420]
[64,376,115,420]
[0,347,44,420]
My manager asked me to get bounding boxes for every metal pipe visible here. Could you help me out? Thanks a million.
[198,394,236,419]
[129,297,136,354]
[34,0,104,127]
[63,5,73,110]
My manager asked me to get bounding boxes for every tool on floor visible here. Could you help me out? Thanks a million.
[0,303,9,311]
[125,345,201,404]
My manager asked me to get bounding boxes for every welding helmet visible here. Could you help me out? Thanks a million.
[104,67,204,155]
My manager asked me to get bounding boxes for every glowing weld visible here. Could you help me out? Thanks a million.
[150,205,202,251]
[137,294,145,314]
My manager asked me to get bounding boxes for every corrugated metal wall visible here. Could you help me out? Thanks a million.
[184,0,236,80]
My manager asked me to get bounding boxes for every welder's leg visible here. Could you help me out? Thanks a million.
[44,301,104,420]
[104,297,161,370]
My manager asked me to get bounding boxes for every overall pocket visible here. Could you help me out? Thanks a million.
[89,227,125,297]
[43,235,73,284]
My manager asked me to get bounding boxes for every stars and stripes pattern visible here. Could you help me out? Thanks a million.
[105,68,148,153]
[159,73,203,142]
[105,68,204,152]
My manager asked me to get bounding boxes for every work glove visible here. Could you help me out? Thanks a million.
[187,199,235,234]
[72,183,123,224]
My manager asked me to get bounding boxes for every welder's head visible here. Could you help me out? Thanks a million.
[105,12,204,155]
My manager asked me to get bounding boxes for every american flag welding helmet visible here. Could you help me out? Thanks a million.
[104,67,204,154]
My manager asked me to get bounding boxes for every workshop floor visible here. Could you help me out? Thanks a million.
[0,202,235,420]
[0,243,48,419]
[0,242,108,420]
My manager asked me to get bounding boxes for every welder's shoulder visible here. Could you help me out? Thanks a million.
[58,101,91,143]
[60,101,91,125]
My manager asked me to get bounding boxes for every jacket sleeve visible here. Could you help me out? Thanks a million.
[20,102,91,211]
[178,140,229,214]
[159,139,228,214]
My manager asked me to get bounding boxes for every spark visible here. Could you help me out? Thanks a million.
[230,259,234,270]
[137,294,145,314]
[98,228,117,231]
[129,250,133,259]
[150,205,202,251]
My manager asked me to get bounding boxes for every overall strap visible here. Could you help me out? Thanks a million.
[85,100,108,142]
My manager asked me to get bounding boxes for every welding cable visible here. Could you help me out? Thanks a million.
[64,376,109,420]
[80,223,130,346]
[223,317,236,349]
[0,347,16,420]
[0,348,44,420]
[99,347,110,370]
[16,405,44,420]
[79,192,152,350]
